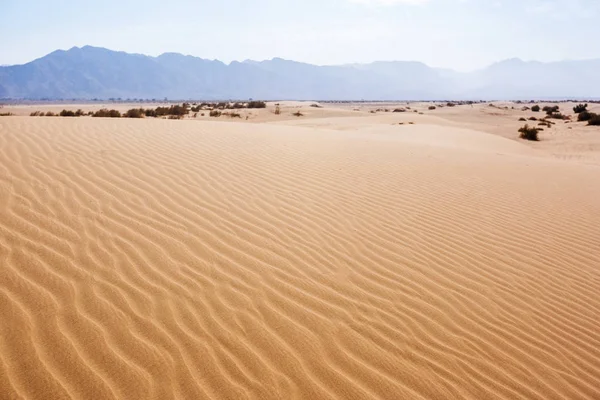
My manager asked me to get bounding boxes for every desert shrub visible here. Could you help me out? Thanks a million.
[446,102,456,107]
[588,114,600,126]
[145,109,157,117]
[168,115,183,120]
[548,112,566,120]
[216,102,227,110]
[310,103,323,108]
[154,104,188,117]
[93,109,121,118]
[578,111,593,122]
[125,108,144,118]
[60,109,78,117]
[232,102,244,109]
[30,111,43,116]
[573,103,588,114]
[209,110,222,117]
[518,124,540,141]
[543,105,559,114]
[247,101,267,109]
[190,105,202,112]
[393,108,406,113]
[528,117,538,121]
[519,117,527,121]
[0,112,14,116]
[201,113,205,117]
[223,112,241,118]
[75,109,85,116]
[428,106,436,110]
[292,111,303,117]
[45,111,56,117]
[531,105,540,112]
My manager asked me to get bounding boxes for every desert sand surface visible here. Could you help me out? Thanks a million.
[1,103,600,399]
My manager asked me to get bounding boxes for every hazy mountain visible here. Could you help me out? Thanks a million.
[1,46,599,100]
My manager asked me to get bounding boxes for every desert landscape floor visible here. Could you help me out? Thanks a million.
[1,107,600,399]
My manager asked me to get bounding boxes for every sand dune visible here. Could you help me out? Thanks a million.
[1,115,600,399]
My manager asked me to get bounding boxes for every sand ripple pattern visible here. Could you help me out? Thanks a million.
[1,117,600,400]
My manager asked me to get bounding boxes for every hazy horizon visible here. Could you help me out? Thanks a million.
[2,0,599,71]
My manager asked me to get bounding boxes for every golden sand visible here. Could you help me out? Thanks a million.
[1,103,599,399]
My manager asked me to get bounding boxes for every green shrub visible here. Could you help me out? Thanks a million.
[573,103,588,114]
[531,105,540,112]
[519,124,540,141]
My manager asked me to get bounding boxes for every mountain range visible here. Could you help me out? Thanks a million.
[1,46,599,100]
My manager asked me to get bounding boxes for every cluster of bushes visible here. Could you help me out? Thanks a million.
[0,112,14,116]
[531,105,540,112]
[542,105,560,114]
[93,109,121,118]
[573,104,588,114]
[578,111,600,125]
[60,109,86,117]
[518,124,540,141]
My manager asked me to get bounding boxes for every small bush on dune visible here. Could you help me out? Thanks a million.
[428,106,436,110]
[543,105,559,114]
[573,103,588,114]
[45,111,56,117]
[519,117,527,121]
[209,110,222,117]
[93,109,121,118]
[292,111,303,117]
[393,108,406,113]
[168,115,183,120]
[125,108,144,118]
[60,109,78,117]
[310,103,323,108]
[30,111,43,116]
[531,105,540,112]
[518,124,540,141]
[247,101,267,109]
[548,112,567,120]
[0,112,14,116]
[578,111,594,122]
[528,117,538,121]
[588,114,600,126]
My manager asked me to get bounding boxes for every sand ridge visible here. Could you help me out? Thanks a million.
[1,115,600,399]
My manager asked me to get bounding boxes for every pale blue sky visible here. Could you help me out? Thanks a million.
[1,0,598,70]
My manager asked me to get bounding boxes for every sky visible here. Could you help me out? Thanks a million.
[1,0,598,71]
